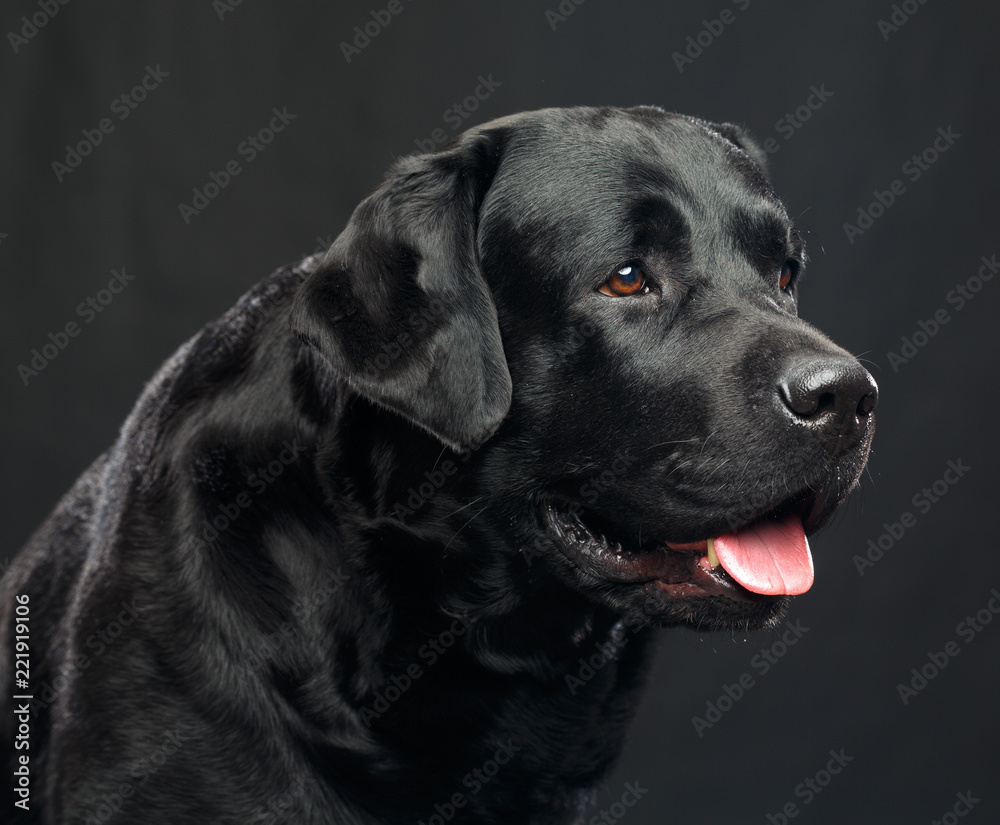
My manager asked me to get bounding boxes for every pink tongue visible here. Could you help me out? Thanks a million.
[712,513,813,596]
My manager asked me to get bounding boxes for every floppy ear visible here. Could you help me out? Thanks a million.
[705,121,771,181]
[290,129,512,452]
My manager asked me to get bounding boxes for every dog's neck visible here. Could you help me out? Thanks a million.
[292,384,660,823]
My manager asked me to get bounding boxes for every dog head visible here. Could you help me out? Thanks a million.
[291,106,877,634]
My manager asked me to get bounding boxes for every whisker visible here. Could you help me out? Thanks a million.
[430,445,449,473]
[442,496,485,521]
[444,503,490,552]
[642,437,703,453]
[697,430,717,462]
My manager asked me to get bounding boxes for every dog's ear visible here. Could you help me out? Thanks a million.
[706,121,771,181]
[290,129,512,452]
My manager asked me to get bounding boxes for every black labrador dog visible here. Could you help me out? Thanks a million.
[2,106,876,824]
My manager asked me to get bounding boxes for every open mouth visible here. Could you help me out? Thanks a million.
[542,492,817,602]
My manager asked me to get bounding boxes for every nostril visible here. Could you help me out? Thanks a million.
[778,356,877,455]
[857,393,877,416]
[815,391,836,416]
[779,382,806,416]
[779,359,877,422]
[778,367,841,419]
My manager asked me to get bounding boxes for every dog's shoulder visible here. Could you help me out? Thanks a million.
[1,253,325,670]
[1,450,110,640]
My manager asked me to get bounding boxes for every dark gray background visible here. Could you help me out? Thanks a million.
[2,1,998,822]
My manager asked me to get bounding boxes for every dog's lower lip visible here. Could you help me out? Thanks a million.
[542,487,824,600]
[541,504,758,599]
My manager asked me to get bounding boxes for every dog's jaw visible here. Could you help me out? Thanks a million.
[537,499,792,631]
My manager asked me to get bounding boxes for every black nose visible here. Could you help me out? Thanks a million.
[778,356,878,455]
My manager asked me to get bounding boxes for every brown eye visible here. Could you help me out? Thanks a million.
[779,262,798,293]
[598,265,647,297]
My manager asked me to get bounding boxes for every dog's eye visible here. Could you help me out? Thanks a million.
[779,261,799,294]
[598,265,648,297]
